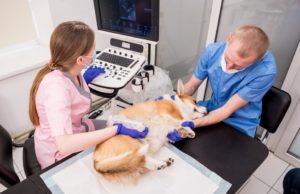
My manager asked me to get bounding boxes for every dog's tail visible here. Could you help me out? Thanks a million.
[94,136,148,184]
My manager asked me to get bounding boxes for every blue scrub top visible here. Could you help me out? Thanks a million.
[194,42,277,137]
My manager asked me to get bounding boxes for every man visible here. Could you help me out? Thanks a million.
[185,25,276,137]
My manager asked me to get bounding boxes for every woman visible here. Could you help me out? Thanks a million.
[29,21,148,169]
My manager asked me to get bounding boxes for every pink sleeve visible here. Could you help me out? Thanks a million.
[80,74,90,92]
[43,78,73,136]
[82,118,95,132]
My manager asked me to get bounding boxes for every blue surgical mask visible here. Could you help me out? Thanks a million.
[89,53,97,65]
[86,53,97,68]
[92,53,97,64]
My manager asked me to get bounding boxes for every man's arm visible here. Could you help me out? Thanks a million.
[193,93,248,127]
[184,75,203,96]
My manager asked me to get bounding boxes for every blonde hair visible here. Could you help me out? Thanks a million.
[29,21,95,126]
[228,25,269,60]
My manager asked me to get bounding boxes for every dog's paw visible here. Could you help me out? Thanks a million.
[187,130,195,138]
[157,161,167,170]
[178,127,195,138]
[166,158,174,166]
[157,158,174,170]
[194,106,207,114]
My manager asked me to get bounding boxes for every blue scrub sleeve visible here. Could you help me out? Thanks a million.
[194,44,212,81]
[237,74,276,102]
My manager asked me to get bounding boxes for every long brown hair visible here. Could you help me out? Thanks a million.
[29,21,95,126]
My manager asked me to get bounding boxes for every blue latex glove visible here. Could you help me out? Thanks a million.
[167,121,195,142]
[181,121,195,129]
[167,130,183,142]
[114,123,149,138]
[155,96,163,101]
[83,66,105,84]
[154,95,175,101]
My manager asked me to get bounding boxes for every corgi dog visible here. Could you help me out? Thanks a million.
[93,80,207,184]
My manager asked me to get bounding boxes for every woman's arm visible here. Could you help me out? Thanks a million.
[54,126,117,156]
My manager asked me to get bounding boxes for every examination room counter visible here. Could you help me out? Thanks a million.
[2,122,268,194]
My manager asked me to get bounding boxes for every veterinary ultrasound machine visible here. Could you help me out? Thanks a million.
[87,0,159,116]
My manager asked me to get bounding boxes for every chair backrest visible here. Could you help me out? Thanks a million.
[0,125,20,187]
[23,136,41,177]
[260,86,291,133]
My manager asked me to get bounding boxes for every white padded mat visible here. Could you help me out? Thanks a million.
[41,145,231,194]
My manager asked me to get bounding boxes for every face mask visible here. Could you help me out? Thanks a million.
[85,53,97,67]
[92,53,97,63]
[220,53,244,74]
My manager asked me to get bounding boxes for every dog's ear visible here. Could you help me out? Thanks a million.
[177,79,184,96]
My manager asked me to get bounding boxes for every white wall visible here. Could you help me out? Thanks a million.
[0,0,53,136]
[47,0,109,52]
[0,0,211,134]
[0,0,96,136]
[0,0,37,48]
[0,67,41,136]
[48,0,97,29]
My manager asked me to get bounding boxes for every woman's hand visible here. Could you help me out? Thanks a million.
[83,66,105,84]
[114,123,149,138]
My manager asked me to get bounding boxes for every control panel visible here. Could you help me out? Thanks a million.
[88,47,145,95]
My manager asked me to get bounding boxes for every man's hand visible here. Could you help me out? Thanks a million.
[181,121,195,129]
[167,120,195,143]
[167,130,183,143]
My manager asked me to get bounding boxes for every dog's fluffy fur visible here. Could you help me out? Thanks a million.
[93,80,207,184]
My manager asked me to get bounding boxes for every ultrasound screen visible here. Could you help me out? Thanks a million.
[94,0,159,41]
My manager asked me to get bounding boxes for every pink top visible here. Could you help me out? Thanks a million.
[34,70,95,169]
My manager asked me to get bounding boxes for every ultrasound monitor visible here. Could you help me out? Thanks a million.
[94,0,159,41]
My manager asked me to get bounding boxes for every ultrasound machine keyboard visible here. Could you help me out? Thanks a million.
[88,47,145,92]
[98,52,134,67]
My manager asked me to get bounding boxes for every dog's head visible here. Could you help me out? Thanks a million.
[175,79,207,120]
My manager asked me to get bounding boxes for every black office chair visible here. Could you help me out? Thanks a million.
[22,131,41,177]
[259,86,291,141]
[0,125,41,188]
